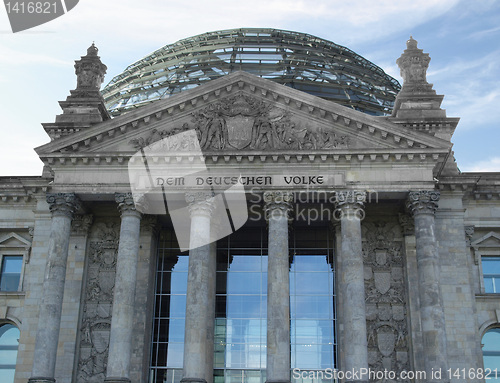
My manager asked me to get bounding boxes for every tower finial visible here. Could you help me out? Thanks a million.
[397,36,430,85]
[87,42,98,57]
[75,44,107,89]
[406,36,418,49]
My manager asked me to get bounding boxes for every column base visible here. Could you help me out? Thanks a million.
[104,378,131,383]
[28,378,56,383]
[180,378,207,383]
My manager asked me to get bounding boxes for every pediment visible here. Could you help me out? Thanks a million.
[471,232,500,249]
[36,71,452,161]
[0,232,31,249]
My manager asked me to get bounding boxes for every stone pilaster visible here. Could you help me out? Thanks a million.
[182,192,217,383]
[264,190,293,383]
[29,193,80,383]
[406,190,449,382]
[104,193,142,383]
[334,190,368,382]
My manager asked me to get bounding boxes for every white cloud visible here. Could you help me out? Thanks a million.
[0,44,70,66]
[45,0,462,46]
[461,157,500,172]
[468,25,500,39]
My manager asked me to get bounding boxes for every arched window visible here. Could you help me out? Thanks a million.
[482,328,500,382]
[0,323,20,383]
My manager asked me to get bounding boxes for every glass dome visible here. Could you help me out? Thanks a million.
[102,28,401,117]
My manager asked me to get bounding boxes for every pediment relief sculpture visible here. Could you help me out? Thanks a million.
[129,94,350,152]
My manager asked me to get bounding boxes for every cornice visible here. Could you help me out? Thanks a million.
[35,72,452,157]
[439,174,500,200]
[0,177,51,204]
[38,147,448,168]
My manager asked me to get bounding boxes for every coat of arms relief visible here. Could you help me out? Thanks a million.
[130,94,350,151]
[76,221,120,383]
[362,221,411,382]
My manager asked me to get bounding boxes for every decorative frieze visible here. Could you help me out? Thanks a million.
[129,94,350,152]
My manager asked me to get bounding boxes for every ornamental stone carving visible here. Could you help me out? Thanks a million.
[74,43,107,90]
[363,221,410,381]
[76,221,120,383]
[406,190,440,216]
[263,191,294,220]
[185,191,216,218]
[115,193,144,217]
[334,190,366,220]
[465,225,475,246]
[129,94,350,151]
[140,215,159,235]
[397,37,430,86]
[398,213,414,236]
[46,193,81,218]
[71,214,94,235]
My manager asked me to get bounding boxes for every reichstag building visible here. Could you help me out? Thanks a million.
[0,28,499,383]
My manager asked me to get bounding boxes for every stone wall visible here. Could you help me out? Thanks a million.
[436,192,483,382]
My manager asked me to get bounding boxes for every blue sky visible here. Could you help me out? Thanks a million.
[0,0,499,175]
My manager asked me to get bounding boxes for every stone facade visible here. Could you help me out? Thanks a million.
[0,36,499,383]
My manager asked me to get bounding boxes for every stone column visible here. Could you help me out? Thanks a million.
[406,191,449,382]
[264,191,293,383]
[29,193,80,383]
[334,190,368,382]
[204,241,217,383]
[182,192,217,383]
[105,193,143,383]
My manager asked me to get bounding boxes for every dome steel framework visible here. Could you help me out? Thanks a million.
[102,28,401,117]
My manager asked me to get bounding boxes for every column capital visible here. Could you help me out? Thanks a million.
[46,193,80,219]
[406,190,440,216]
[263,191,294,220]
[185,191,216,218]
[115,193,143,218]
[334,190,366,220]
